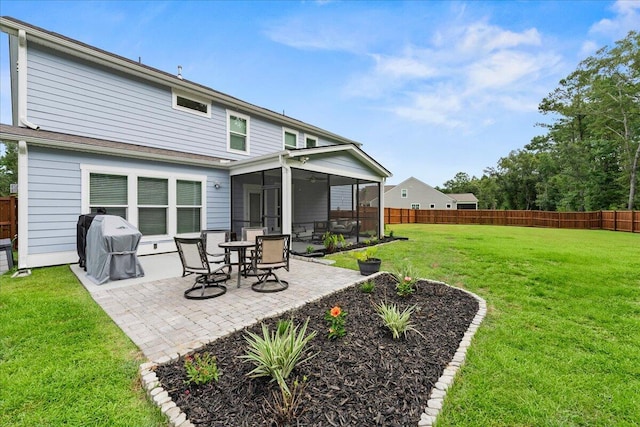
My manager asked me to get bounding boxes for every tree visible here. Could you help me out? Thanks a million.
[538,31,639,209]
[0,141,18,196]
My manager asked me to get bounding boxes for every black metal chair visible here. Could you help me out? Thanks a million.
[174,237,228,300]
[251,234,290,293]
[200,229,236,271]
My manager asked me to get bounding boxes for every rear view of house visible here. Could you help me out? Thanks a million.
[0,16,391,269]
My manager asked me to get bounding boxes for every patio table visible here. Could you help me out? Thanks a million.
[218,240,255,288]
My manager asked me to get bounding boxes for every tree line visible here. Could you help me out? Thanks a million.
[438,31,639,211]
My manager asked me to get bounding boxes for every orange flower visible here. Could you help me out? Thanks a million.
[330,306,342,317]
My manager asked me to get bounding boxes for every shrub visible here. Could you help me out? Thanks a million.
[184,352,219,385]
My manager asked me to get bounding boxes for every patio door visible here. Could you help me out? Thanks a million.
[263,185,281,233]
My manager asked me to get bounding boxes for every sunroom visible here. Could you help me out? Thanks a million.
[229,145,391,252]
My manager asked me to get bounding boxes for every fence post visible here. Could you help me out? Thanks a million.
[614,210,617,231]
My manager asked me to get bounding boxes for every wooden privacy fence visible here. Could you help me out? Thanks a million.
[0,196,18,247]
[385,208,639,233]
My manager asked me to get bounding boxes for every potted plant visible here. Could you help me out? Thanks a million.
[353,246,381,276]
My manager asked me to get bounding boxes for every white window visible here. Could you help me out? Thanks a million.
[227,111,250,154]
[283,128,298,149]
[401,189,408,198]
[446,203,452,209]
[138,177,168,236]
[429,203,436,209]
[305,135,317,148]
[89,173,128,218]
[83,166,206,238]
[172,89,211,118]
[411,203,420,209]
[177,180,202,233]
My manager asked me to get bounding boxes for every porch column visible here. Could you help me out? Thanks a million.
[281,160,292,235]
[379,178,386,237]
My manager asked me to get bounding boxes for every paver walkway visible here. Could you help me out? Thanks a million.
[72,254,362,362]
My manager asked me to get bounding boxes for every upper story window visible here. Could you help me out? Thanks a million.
[284,128,298,149]
[429,203,436,209]
[411,203,420,209]
[401,189,408,198]
[172,89,211,118]
[227,111,250,154]
[305,135,318,148]
[446,203,452,209]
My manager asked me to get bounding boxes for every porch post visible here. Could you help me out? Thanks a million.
[281,158,292,235]
[379,178,386,238]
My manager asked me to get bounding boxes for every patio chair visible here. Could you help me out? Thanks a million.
[201,229,236,270]
[174,237,228,300]
[251,234,290,293]
[241,226,268,265]
[241,226,268,242]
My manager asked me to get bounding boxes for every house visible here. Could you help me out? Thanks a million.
[366,177,477,210]
[0,16,391,269]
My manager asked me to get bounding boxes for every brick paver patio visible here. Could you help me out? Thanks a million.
[72,254,362,362]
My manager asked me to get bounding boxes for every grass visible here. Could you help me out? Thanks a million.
[1,225,638,426]
[0,266,165,427]
[330,225,640,426]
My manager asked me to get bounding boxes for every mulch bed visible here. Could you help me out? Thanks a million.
[155,273,479,426]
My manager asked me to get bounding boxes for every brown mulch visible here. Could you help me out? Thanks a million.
[155,273,479,426]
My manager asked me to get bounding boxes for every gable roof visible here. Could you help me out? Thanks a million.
[448,193,479,203]
[0,16,361,147]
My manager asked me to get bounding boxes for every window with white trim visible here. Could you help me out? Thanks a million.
[446,203,452,209]
[411,203,420,209]
[284,128,298,149]
[429,203,436,209]
[227,111,250,154]
[138,177,168,236]
[401,189,408,198]
[172,89,211,118]
[305,135,317,148]
[89,173,128,218]
[177,180,202,233]
[85,167,205,237]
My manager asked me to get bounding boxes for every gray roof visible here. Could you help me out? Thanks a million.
[448,193,479,203]
[0,124,229,167]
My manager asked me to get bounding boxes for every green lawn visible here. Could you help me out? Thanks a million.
[331,225,640,426]
[0,266,165,427]
[2,225,638,426]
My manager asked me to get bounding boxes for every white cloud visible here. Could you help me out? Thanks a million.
[457,23,541,53]
[589,0,640,38]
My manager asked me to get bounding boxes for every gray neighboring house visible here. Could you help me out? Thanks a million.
[367,177,477,210]
[0,16,391,269]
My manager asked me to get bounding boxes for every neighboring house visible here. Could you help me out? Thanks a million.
[0,17,391,269]
[447,193,479,210]
[367,177,477,210]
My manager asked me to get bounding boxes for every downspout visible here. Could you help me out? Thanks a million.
[17,140,29,269]
[279,154,292,235]
[17,29,40,130]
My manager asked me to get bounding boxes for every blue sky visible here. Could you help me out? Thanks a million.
[1,1,638,186]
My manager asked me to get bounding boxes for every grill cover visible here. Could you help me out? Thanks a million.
[86,215,145,285]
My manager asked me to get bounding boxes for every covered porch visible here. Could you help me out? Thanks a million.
[229,145,391,247]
